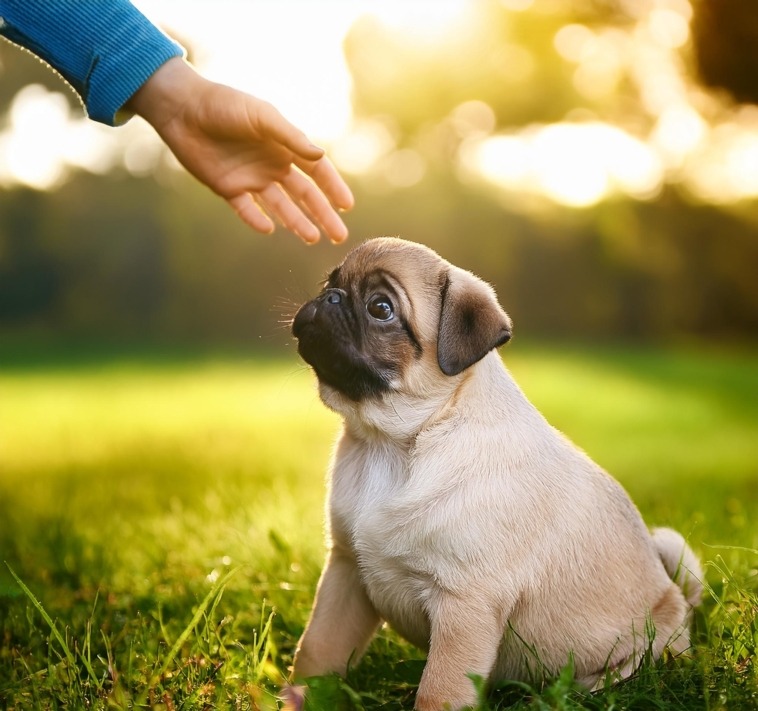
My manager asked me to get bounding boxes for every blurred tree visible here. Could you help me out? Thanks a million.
[0,190,61,323]
[691,0,758,104]
[346,175,758,342]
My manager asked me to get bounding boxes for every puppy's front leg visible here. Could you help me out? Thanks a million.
[293,547,380,679]
[415,593,505,711]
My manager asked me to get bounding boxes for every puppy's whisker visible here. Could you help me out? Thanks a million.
[388,395,406,424]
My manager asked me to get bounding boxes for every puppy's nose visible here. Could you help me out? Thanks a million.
[322,288,347,305]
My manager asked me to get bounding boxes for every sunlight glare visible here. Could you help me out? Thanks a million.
[532,124,609,207]
[466,122,663,207]
[62,122,118,174]
[0,0,753,208]
[651,104,708,167]
[554,25,624,100]
[0,84,132,188]
[450,100,497,139]
[601,126,664,198]
[500,0,535,10]
[686,122,758,202]
[648,8,690,48]
[572,34,623,100]
[466,135,530,189]
[492,43,535,84]
[330,119,396,174]
[634,48,688,115]
[726,133,758,198]
[554,24,595,63]
[382,149,427,188]
[0,85,69,189]
[365,0,470,40]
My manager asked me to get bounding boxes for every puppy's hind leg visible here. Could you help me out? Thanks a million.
[293,548,381,680]
[578,581,692,691]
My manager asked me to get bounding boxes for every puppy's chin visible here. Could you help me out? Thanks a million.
[292,287,402,403]
[316,362,391,403]
[315,379,359,415]
[293,324,395,404]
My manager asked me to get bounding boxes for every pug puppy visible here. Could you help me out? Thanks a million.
[290,237,702,711]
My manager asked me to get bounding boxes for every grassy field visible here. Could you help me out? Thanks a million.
[0,343,756,710]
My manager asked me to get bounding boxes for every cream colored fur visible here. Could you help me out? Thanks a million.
[292,239,702,711]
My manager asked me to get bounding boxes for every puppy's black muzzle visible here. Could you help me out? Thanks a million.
[292,289,391,401]
[292,288,347,339]
[291,288,353,390]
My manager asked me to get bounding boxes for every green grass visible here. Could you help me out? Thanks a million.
[0,344,756,710]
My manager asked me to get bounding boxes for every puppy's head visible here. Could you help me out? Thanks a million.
[292,237,512,405]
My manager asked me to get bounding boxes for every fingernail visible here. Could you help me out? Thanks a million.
[338,195,355,211]
[329,225,348,244]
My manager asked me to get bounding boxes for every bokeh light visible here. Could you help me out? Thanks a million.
[1,0,758,207]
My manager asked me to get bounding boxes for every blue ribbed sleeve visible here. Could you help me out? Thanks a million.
[0,0,184,125]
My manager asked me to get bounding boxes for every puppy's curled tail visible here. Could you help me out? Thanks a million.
[651,527,703,607]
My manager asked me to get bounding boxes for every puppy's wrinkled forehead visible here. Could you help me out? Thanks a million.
[328,238,447,340]
[330,237,446,295]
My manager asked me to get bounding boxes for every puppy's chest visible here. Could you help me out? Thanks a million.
[331,445,434,644]
[332,445,430,570]
[332,445,411,548]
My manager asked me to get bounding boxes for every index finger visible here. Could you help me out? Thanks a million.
[296,155,355,212]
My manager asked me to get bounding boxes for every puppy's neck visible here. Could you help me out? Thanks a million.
[320,352,526,447]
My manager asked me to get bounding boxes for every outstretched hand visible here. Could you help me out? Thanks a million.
[127,58,353,244]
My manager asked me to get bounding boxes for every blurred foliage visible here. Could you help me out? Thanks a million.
[347,0,758,139]
[345,0,643,138]
[354,176,758,342]
[2,171,757,346]
[1,0,758,348]
[0,172,346,348]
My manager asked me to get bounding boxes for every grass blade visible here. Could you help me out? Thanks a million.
[153,566,239,683]
[6,562,76,668]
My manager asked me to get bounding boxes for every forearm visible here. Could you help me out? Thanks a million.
[0,0,183,125]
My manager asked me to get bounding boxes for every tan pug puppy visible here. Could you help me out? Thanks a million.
[290,237,702,711]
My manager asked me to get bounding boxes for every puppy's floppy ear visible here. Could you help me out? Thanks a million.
[437,268,512,376]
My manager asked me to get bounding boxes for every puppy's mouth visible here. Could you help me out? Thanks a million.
[292,292,394,402]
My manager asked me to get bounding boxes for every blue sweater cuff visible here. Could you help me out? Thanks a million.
[0,0,185,126]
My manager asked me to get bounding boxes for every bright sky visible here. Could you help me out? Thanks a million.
[1,0,758,207]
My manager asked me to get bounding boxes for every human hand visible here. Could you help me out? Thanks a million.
[127,58,353,244]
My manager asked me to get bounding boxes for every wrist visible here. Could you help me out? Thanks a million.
[126,57,203,131]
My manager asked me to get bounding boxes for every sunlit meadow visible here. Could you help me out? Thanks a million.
[1,344,756,709]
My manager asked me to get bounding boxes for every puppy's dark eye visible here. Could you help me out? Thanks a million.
[367,295,394,321]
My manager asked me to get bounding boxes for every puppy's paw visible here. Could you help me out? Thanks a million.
[415,691,474,711]
[280,683,307,711]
